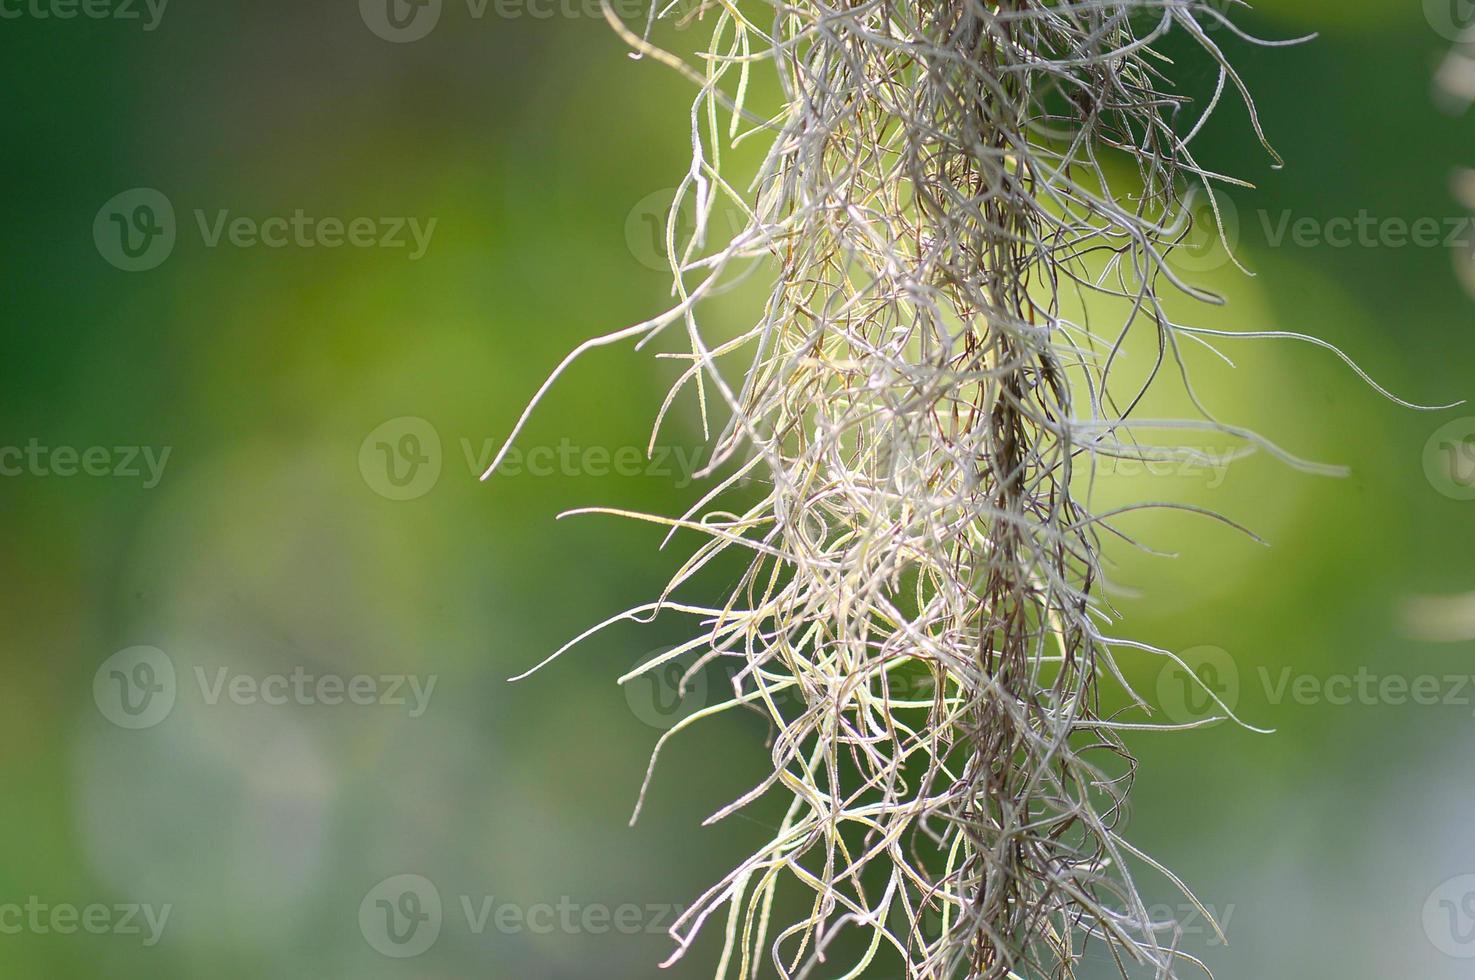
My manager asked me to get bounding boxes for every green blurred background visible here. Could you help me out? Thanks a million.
[3,0,1474,976]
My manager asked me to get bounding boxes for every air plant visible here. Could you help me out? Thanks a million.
[487,2,1431,977]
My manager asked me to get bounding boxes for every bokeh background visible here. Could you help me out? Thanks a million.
[3,0,1474,976]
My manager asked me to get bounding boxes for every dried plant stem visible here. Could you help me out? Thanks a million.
[492,3,1445,977]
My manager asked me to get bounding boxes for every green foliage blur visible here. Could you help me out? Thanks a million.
[1,0,1473,976]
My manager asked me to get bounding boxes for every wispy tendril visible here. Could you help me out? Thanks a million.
[486,4,1431,977]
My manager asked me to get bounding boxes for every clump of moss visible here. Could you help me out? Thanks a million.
[493,3,1440,976]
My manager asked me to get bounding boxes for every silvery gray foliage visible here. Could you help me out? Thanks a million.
[490,2,1434,977]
